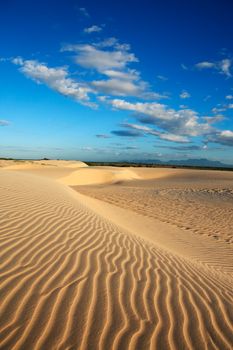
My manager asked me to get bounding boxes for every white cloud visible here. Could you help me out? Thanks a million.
[91,67,146,97]
[93,37,132,51]
[209,130,233,146]
[93,37,118,48]
[211,101,233,113]
[12,58,96,107]
[219,59,231,77]
[91,78,163,98]
[62,40,165,98]
[195,59,232,77]
[12,57,24,65]
[110,99,214,138]
[195,61,215,69]
[62,43,138,71]
[220,130,233,138]
[84,25,102,34]
[203,115,224,124]
[212,106,226,114]
[92,79,143,97]
[102,69,139,80]
[112,98,233,147]
[10,36,233,150]
[161,133,189,142]
[0,120,10,126]
[180,90,191,99]
[119,123,189,143]
[97,95,108,102]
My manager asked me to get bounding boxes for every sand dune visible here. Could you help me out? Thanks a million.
[1,159,87,169]
[59,167,140,186]
[77,174,233,245]
[0,165,233,349]
[1,160,140,185]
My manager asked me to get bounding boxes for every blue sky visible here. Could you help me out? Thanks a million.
[1,0,233,163]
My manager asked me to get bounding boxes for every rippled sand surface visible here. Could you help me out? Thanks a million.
[77,171,233,244]
[0,162,233,349]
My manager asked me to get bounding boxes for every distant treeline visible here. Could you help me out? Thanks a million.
[0,157,15,160]
[85,161,233,171]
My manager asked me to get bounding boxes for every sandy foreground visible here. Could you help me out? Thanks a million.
[0,160,233,350]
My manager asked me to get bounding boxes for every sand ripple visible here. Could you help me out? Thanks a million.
[78,184,233,244]
[0,171,233,349]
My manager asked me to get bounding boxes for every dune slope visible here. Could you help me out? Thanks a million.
[0,170,233,350]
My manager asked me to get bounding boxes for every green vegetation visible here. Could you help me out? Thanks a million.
[85,161,233,171]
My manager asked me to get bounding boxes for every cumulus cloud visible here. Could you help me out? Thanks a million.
[62,40,164,99]
[91,78,161,98]
[110,99,213,138]
[62,43,138,71]
[10,40,233,149]
[101,69,139,80]
[195,59,232,77]
[202,115,225,124]
[195,61,215,69]
[108,98,233,146]
[160,133,189,143]
[219,59,231,77]
[119,123,189,143]
[209,130,233,146]
[84,25,102,34]
[0,120,10,126]
[92,68,164,98]
[180,90,191,99]
[11,36,165,104]
[94,37,118,48]
[12,57,96,107]
[212,106,226,114]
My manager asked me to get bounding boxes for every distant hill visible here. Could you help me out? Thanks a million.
[131,158,233,168]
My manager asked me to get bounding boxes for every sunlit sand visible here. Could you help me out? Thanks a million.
[0,160,232,349]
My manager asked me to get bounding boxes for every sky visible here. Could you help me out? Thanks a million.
[1,0,233,163]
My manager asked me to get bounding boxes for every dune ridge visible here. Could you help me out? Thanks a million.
[0,169,233,349]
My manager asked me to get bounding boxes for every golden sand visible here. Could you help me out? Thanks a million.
[0,160,232,349]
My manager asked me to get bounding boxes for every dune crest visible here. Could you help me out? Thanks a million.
[59,167,140,186]
[1,159,87,170]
